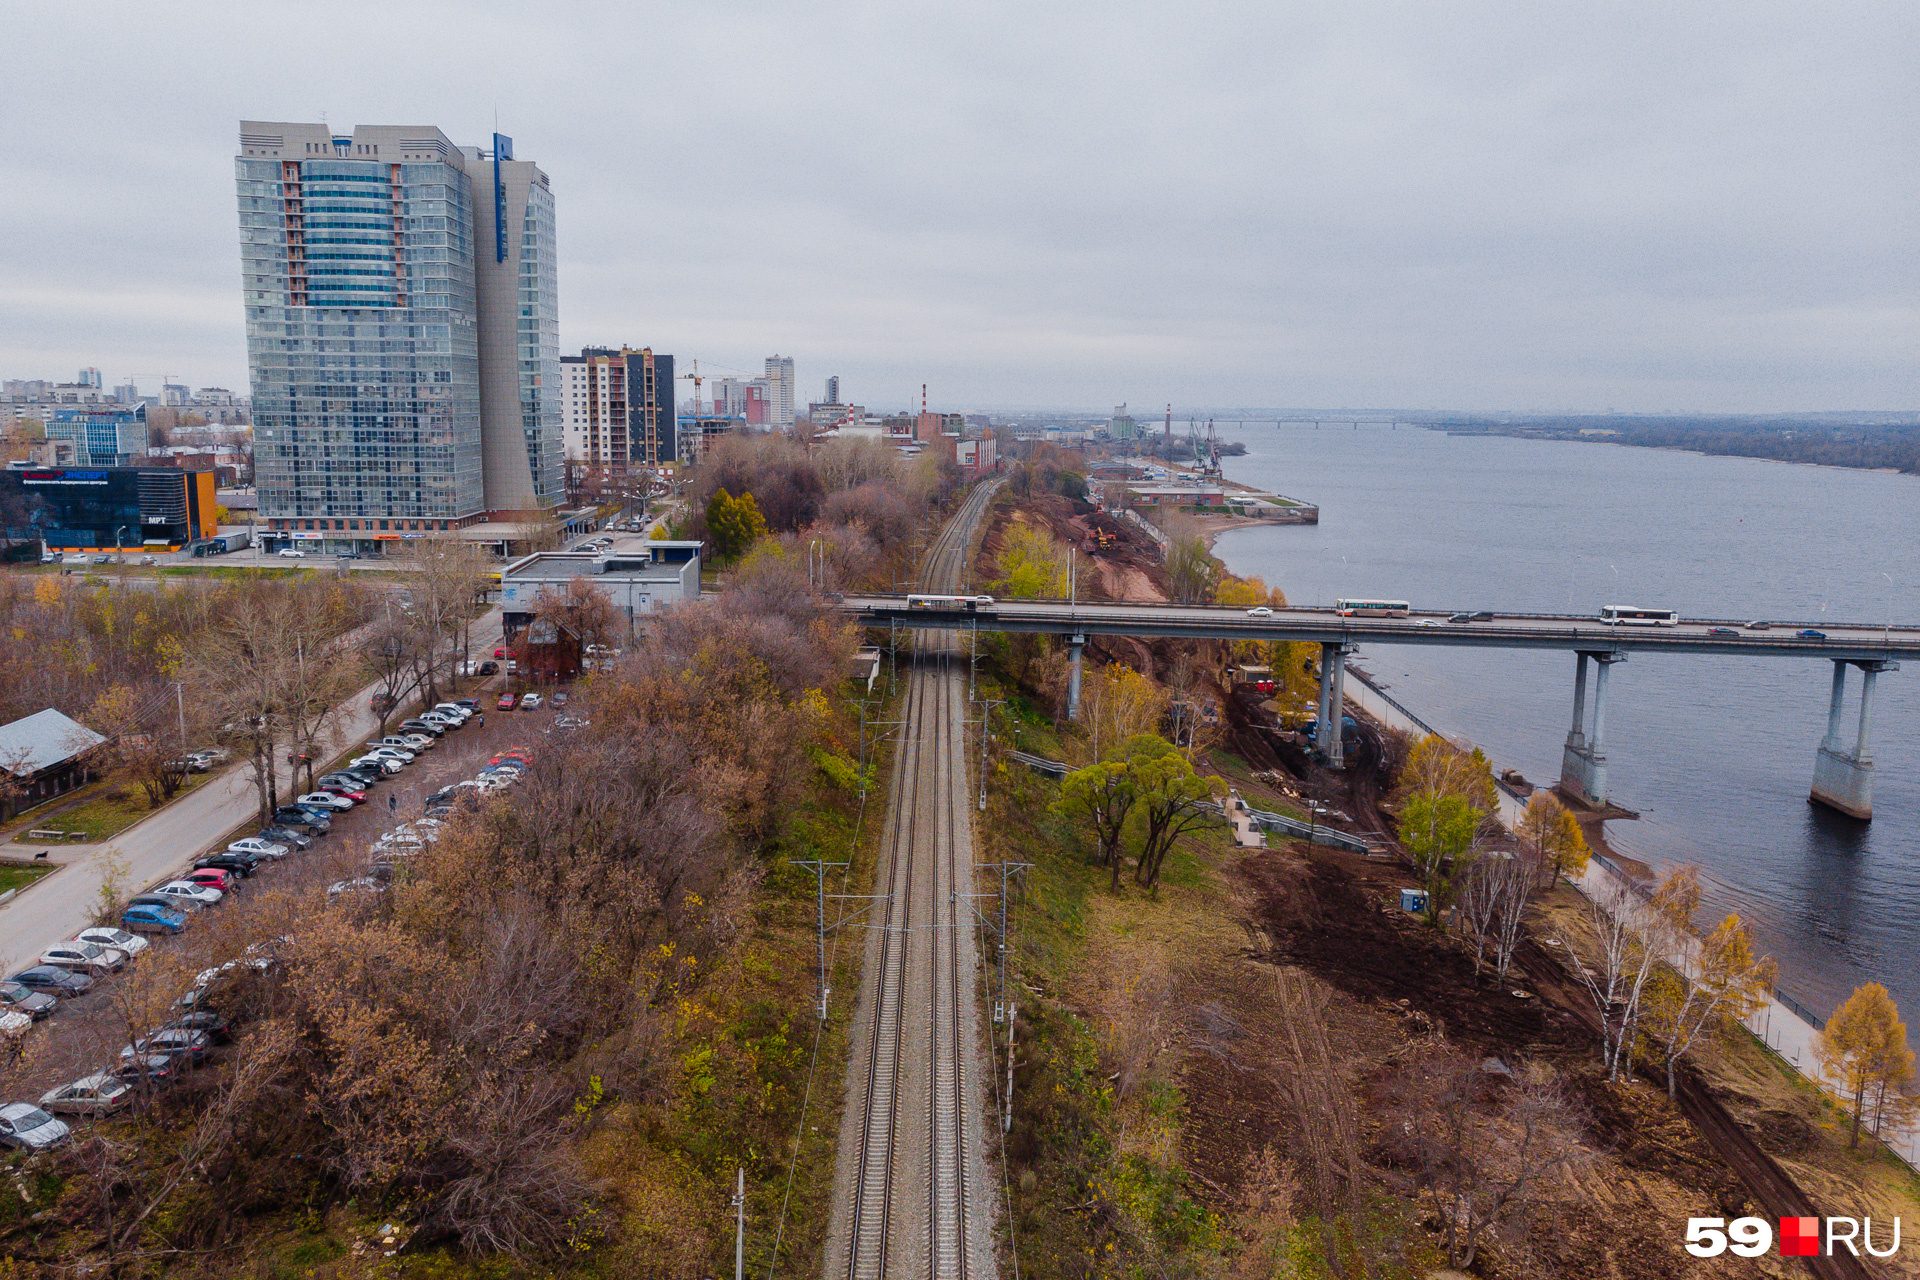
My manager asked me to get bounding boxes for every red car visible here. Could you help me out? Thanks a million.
[497,693,515,710]
[187,868,236,894]
[493,646,507,659]
[488,751,531,766]
[318,784,366,803]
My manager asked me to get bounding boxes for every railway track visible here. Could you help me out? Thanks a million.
[828,481,1000,1280]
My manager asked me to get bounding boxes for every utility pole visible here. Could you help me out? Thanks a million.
[977,697,1002,813]
[732,1167,745,1280]
[791,855,847,1020]
[175,682,187,747]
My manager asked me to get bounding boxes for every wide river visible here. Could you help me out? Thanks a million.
[1213,424,1920,1027]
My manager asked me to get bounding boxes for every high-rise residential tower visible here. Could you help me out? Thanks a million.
[235,121,562,545]
[763,355,795,427]
[560,346,676,469]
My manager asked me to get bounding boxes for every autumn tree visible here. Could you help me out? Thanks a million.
[1128,738,1223,890]
[994,523,1072,598]
[1077,661,1165,762]
[1518,791,1590,887]
[1054,758,1141,881]
[1640,914,1776,1096]
[1160,512,1217,604]
[1817,982,1917,1148]
[705,487,768,563]
[1395,735,1502,926]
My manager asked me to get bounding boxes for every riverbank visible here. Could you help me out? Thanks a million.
[1337,662,1920,1174]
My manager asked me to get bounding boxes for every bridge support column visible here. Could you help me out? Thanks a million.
[1066,633,1086,721]
[1314,642,1353,768]
[1812,659,1897,820]
[1559,650,1624,807]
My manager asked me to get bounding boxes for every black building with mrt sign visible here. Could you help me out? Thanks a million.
[0,466,220,553]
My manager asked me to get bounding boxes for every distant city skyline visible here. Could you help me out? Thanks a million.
[2,4,1914,414]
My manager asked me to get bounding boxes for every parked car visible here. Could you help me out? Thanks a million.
[455,697,481,710]
[364,740,418,761]
[1798,629,1828,641]
[186,868,238,895]
[38,941,127,975]
[399,719,445,739]
[317,782,367,802]
[432,702,472,722]
[327,877,386,903]
[297,791,354,811]
[75,927,151,959]
[39,1074,133,1118]
[552,715,591,731]
[0,1103,71,1151]
[276,547,308,558]
[230,837,292,859]
[154,881,223,907]
[348,756,403,776]
[128,892,201,916]
[168,755,210,773]
[520,692,543,709]
[122,904,188,936]
[268,807,330,833]
[120,1028,214,1065]
[256,825,315,851]
[9,966,94,997]
[328,767,385,787]
[493,646,507,659]
[0,980,57,1020]
[550,692,569,708]
[166,1009,234,1044]
[395,733,437,752]
[497,693,516,710]
[112,1055,178,1089]
[91,554,109,565]
[190,747,231,767]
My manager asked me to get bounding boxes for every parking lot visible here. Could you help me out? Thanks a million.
[1,681,570,1118]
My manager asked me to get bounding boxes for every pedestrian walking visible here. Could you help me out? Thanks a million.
[387,793,397,814]
[476,712,485,729]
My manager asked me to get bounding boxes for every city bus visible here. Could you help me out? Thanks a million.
[1334,598,1410,618]
[905,594,997,611]
[1599,605,1679,627]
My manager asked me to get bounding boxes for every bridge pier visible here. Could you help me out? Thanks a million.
[1315,642,1353,767]
[1066,633,1085,720]
[1560,650,1625,807]
[1811,658,1897,820]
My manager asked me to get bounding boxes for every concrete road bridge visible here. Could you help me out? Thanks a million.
[839,596,1920,821]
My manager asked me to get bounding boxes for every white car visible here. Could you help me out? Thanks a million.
[39,941,127,975]
[74,927,150,960]
[431,703,471,723]
[327,877,386,902]
[229,837,291,859]
[0,1102,70,1152]
[520,692,543,709]
[275,547,308,558]
[1246,606,1274,618]
[1414,618,1439,628]
[421,712,460,730]
[397,734,435,752]
[39,1073,133,1117]
[155,881,223,907]
[297,791,354,811]
[362,745,415,763]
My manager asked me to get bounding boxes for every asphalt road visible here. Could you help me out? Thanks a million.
[0,607,503,978]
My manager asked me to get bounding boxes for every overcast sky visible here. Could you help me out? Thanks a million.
[2,1,1913,413]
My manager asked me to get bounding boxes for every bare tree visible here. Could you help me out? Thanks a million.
[1553,867,1698,1079]
[1381,1046,1591,1270]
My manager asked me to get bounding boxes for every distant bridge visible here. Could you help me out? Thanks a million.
[841,596,1913,821]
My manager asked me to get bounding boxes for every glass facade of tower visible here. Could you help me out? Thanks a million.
[237,155,484,523]
[519,180,562,502]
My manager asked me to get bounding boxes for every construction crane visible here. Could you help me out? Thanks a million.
[677,358,758,417]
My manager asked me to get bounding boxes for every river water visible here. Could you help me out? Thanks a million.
[1213,425,1920,1026]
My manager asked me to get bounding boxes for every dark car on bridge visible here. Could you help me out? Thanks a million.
[1798,629,1827,641]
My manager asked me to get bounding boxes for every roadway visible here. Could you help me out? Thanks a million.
[825,480,999,1280]
[837,597,1920,663]
[0,606,503,978]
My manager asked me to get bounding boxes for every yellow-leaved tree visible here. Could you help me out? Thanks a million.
[1517,792,1590,888]
[1077,662,1167,763]
[995,523,1072,598]
[1817,982,1917,1148]
[1639,914,1776,1096]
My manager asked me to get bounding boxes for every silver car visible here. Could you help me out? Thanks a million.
[0,1102,71,1151]
[39,1073,133,1117]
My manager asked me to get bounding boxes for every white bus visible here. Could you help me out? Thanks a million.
[905,594,997,611]
[1335,598,1411,618]
[1600,605,1679,627]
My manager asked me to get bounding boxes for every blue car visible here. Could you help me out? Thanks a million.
[1798,629,1827,641]
[123,903,189,936]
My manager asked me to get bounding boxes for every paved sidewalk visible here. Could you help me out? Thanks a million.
[0,607,502,976]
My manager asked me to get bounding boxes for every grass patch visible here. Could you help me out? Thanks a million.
[0,863,52,894]
[6,770,214,843]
